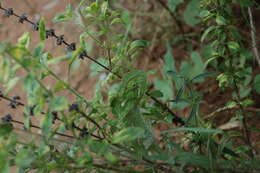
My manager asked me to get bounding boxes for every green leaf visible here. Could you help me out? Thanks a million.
[183,0,201,27]
[52,4,73,23]
[164,43,175,72]
[200,10,212,20]
[154,79,173,100]
[181,51,204,79]
[88,140,109,155]
[18,32,30,48]
[39,18,46,42]
[228,41,240,51]
[49,96,68,111]
[167,71,182,80]
[0,123,13,136]
[110,18,121,25]
[0,152,9,173]
[204,56,219,68]
[120,70,148,98]
[101,1,108,16]
[40,112,53,136]
[175,86,184,101]
[105,152,118,163]
[8,46,31,60]
[175,152,210,169]
[201,26,216,42]
[53,81,67,92]
[239,87,251,98]
[186,104,198,124]
[32,43,44,57]
[23,73,41,105]
[15,148,34,168]
[5,77,20,94]
[165,127,223,135]
[254,74,260,94]
[149,90,163,98]
[112,127,145,144]
[191,72,217,83]
[168,0,183,12]
[129,40,149,52]
[216,15,227,25]
[90,58,109,76]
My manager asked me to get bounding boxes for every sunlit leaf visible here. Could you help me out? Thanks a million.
[112,127,145,144]
[183,0,201,26]
[49,96,68,111]
[39,18,46,42]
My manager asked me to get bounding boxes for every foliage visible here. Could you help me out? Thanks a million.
[0,0,259,173]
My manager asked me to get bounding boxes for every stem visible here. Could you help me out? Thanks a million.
[233,79,254,159]
[44,65,88,105]
[0,4,184,126]
[8,54,52,96]
[248,7,260,67]
[156,0,186,37]
[79,110,106,139]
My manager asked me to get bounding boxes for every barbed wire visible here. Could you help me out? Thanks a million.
[0,3,184,125]
[0,89,103,140]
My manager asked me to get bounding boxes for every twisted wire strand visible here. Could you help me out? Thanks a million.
[0,3,184,125]
[0,91,103,140]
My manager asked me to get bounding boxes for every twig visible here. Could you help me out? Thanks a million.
[11,118,75,139]
[0,93,102,140]
[204,106,260,120]
[0,4,184,125]
[156,0,185,37]
[248,7,260,67]
[234,78,255,159]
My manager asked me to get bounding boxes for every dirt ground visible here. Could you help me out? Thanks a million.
[0,0,260,172]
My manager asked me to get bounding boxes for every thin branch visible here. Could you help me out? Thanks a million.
[156,0,185,37]
[0,93,102,140]
[0,4,184,125]
[248,7,260,67]
[234,77,255,159]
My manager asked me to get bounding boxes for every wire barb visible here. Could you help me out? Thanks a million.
[1,114,12,122]
[46,29,55,38]
[0,4,184,127]
[3,8,13,17]
[67,42,76,52]
[56,35,64,45]
[18,13,28,23]
[32,21,39,31]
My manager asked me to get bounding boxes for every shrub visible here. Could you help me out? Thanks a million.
[0,0,259,172]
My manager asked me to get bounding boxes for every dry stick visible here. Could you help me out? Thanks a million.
[248,7,260,67]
